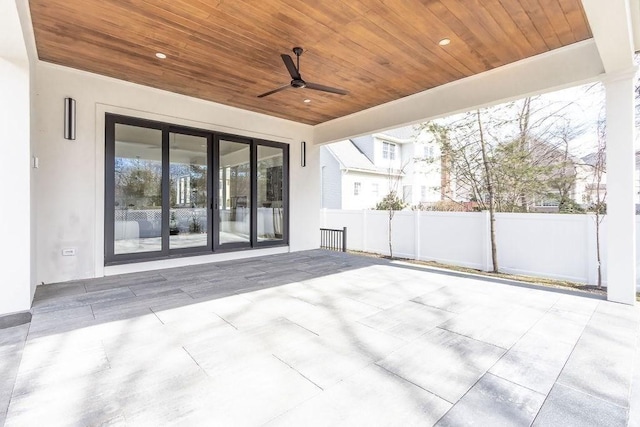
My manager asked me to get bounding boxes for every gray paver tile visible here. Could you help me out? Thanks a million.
[359,300,456,340]
[378,327,506,403]
[489,308,588,395]
[533,383,628,427]
[438,305,546,349]
[33,281,86,300]
[315,321,407,362]
[183,317,317,378]
[412,284,502,314]
[267,364,451,426]
[557,319,637,408]
[436,373,546,426]
[125,355,321,426]
[31,287,136,314]
[273,338,372,389]
[4,250,639,427]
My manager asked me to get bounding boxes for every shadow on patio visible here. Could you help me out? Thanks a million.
[1,249,638,426]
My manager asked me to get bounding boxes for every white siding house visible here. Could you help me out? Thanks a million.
[321,126,443,209]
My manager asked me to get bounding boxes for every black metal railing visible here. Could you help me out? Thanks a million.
[320,227,347,252]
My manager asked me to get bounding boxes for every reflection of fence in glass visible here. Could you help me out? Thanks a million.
[114,208,207,240]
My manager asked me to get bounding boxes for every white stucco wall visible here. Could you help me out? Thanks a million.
[34,62,316,285]
[0,0,32,315]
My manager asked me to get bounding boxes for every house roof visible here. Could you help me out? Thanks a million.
[326,140,378,172]
[376,126,416,142]
[326,140,399,175]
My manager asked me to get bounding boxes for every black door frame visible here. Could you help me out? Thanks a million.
[104,113,289,266]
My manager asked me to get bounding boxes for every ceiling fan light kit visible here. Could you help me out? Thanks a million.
[258,47,348,98]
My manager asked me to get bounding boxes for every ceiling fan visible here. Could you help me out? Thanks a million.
[257,47,348,98]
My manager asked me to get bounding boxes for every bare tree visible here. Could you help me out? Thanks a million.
[585,117,607,288]
[420,94,591,272]
[477,109,499,272]
[375,164,408,259]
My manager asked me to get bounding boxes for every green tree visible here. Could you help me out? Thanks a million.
[375,192,406,211]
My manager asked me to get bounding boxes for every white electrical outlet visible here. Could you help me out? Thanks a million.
[62,248,76,256]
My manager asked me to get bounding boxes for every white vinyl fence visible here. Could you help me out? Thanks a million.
[320,209,639,287]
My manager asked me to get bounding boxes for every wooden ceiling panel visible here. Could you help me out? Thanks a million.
[29,0,592,125]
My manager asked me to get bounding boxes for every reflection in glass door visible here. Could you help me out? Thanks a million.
[169,132,209,250]
[113,124,163,255]
[257,145,284,242]
[218,140,251,245]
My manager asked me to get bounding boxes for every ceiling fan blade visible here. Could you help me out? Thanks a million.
[257,84,291,98]
[281,54,301,80]
[305,82,348,95]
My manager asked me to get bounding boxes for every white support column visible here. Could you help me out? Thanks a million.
[605,69,638,305]
[0,0,32,315]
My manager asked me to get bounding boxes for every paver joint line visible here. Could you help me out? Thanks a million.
[272,354,324,391]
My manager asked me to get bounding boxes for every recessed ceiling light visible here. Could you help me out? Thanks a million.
[304,99,311,103]
[438,38,451,46]
[155,52,167,59]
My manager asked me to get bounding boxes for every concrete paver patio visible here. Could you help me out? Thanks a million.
[1,250,639,426]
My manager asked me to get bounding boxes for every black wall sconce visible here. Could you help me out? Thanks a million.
[301,141,306,167]
[64,97,76,140]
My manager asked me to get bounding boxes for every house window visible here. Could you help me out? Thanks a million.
[421,186,427,201]
[372,183,379,196]
[354,182,361,196]
[423,145,434,159]
[403,185,412,202]
[382,141,396,160]
[535,199,561,207]
[105,114,289,265]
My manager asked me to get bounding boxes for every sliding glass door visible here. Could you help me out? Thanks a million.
[105,114,288,265]
[169,131,210,251]
[112,123,163,256]
[257,144,285,242]
[217,139,251,248]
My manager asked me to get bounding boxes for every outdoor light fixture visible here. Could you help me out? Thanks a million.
[439,38,451,46]
[64,97,76,140]
[301,141,306,167]
[155,52,167,59]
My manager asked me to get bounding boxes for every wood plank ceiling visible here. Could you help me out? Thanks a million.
[29,0,592,125]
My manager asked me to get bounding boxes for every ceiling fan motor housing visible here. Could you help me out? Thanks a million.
[291,79,306,88]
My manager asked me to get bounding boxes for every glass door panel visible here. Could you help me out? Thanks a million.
[169,132,208,249]
[114,124,163,254]
[218,140,251,245]
[257,145,284,242]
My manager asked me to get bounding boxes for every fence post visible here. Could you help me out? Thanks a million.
[362,209,368,252]
[414,210,420,260]
[482,210,491,272]
[342,227,347,252]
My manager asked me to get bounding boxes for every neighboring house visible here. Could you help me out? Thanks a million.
[321,139,401,210]
[575,151,607,209]
[321,126,443,209]
[322,126,623,213]
[577,150,640,213]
